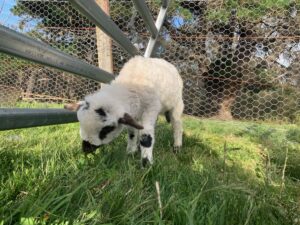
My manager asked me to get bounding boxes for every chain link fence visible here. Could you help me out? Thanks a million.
[0,0,299,123]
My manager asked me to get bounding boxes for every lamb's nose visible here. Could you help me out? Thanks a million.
[82,140,99,153]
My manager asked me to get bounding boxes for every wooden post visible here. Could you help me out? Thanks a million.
[95,0,113,74]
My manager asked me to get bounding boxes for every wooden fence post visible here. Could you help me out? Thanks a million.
[95,0,113,74]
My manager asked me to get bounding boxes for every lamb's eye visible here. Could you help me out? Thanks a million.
[99,126,115,140]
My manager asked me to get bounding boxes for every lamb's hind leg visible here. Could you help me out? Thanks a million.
[171,100,184,153]
[127,128,139,154]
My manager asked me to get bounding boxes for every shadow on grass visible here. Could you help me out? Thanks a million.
[0,121,298,225]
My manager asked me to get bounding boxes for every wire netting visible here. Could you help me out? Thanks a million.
[0,0,299,122]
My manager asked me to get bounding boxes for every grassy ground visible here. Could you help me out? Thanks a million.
[0,116,299,225]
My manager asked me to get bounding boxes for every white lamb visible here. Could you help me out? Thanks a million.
[65,56,184,166]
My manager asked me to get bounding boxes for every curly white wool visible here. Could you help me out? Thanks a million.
[76,56,184,165]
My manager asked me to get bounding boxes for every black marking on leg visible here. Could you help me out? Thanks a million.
[165,111,171,123]
[140,134,152,148]
[142,158,148,167]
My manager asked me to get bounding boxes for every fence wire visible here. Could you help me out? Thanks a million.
[0,0,299,123]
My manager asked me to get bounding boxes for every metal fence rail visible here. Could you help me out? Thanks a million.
[144,2,169,57]
[0,109,77,130]
[0,25,115,83]
[1,0,299,125]
[70,0,139,56]
[0,0,169,131]
[132,0,157,38]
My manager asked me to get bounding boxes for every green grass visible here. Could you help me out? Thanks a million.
[0,116,299,224]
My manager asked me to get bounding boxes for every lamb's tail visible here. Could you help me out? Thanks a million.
[165,111,171,123]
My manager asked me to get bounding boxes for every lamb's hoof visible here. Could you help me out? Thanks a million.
[173,146,181,154]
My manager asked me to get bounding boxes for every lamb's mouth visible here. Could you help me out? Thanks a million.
[82,140,100,154]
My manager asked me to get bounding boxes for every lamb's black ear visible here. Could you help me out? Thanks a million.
[95,108,106,117]
[118,113,143,130]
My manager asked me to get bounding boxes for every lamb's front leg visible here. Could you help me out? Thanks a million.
[126,127,139,154]
[139,111,159,166]
[140,127,155,167]
[137,96,161,166]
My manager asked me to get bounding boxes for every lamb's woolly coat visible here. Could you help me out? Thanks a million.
[116,56,183,116]
[76,56,184,164]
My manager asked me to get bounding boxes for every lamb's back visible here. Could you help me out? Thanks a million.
[115,56,183,110]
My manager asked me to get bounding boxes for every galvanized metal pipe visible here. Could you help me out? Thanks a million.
[0,108,78,131]
[0,25,115,83]
[132,0,158,38]
[70,0,139,56]
[144,2,169,57]
[0,0,170,131]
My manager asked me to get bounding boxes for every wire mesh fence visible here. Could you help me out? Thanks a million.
[0,0,299,123]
